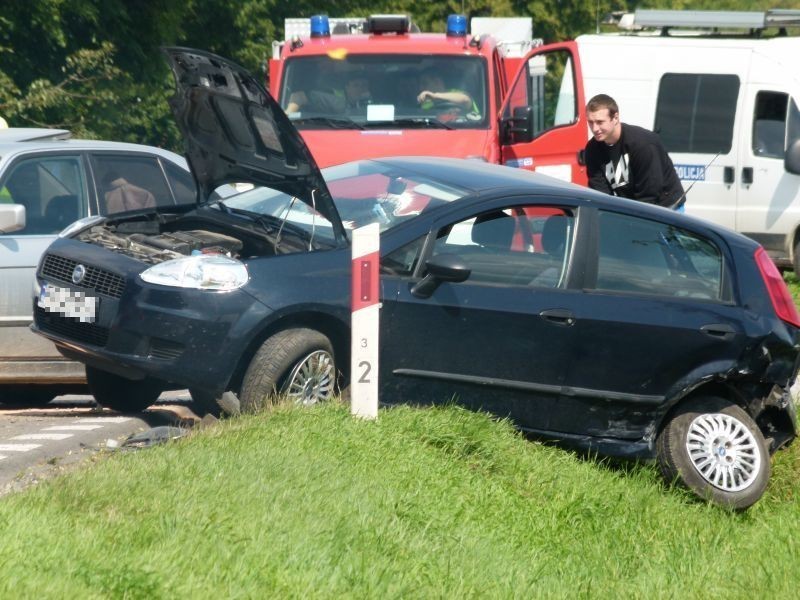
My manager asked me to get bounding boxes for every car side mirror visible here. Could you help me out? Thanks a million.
[785,139,800,175]
[501,106,534,145]
[0,203,26,234]
[410,253,471,298]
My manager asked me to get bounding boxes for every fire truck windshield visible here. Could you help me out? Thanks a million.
[281,55,488,130]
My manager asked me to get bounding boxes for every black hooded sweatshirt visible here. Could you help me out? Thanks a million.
[585,123,685,208]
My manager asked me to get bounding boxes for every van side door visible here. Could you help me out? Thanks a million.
[735,86,800,269]
[499,42,588,185]
[653,72,743,231]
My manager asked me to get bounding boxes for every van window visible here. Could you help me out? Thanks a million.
[788,98,800,150]
[753,91,788,159]
[654,74,739,154]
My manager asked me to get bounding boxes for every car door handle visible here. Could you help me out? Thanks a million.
[539,308,575,326]
[700,323,736,340]
[742,167,753,184]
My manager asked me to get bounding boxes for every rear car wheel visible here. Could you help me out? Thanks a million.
[239,328,337,412]
[656,396,770,509]
[86,366,163,413]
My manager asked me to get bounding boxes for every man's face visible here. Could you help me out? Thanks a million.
[345,77,370,102]
[586,108,620,144]
[420,73,444,92]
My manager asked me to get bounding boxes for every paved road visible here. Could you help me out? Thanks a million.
[0,390,203,494]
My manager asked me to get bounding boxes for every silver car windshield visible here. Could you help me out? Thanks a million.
[221,161,469,238]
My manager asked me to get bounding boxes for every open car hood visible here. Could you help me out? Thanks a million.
[163,47,345,243]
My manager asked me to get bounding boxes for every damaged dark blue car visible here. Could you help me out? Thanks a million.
[32,48,800,509]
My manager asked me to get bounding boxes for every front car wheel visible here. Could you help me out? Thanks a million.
[239,328,338,412]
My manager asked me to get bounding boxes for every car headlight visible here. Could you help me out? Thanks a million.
[59,215,107,238]
[140,255,248,290]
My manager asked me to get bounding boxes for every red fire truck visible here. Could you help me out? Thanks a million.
[268,14,588,185]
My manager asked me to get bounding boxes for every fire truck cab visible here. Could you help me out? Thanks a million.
[268,14,588,184]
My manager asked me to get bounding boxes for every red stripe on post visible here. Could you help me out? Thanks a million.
[351,250,379,312]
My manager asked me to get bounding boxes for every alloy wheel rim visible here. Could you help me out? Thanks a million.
[284,350,335,406]
[685,412,762,492]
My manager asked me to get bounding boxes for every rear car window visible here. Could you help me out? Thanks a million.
[595,211,723,301]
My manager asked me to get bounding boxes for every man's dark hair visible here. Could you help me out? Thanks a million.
[586,94,619,118]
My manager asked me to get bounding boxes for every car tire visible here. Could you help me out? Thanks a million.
[239,328,337,412]
[656,396,770,509]
[793,239,800,278]
[86,366,163,413]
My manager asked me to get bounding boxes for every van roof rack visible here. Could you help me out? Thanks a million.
[616,9,800,35]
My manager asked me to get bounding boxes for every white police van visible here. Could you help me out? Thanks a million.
[575,9,800,272]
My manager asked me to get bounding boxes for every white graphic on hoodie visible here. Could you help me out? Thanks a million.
[604,152,629,192]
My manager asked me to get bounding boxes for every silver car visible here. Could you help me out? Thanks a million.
[0,132,200,405]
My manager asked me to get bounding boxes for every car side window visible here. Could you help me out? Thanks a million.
[0,156,87,235]
[595,211,723,300]
[90,154,173,214]
[430,206,574,287]
[382,236,426,277]
[163,161,197,204]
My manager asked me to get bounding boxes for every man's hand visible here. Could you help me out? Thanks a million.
[286,91,308,113]
[417,90,437,104]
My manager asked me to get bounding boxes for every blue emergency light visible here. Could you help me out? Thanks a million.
[446,14,467,36]
[310,15,330,37]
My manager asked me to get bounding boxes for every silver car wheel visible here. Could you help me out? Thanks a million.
[284,350,335,406]
[685,412,762,492]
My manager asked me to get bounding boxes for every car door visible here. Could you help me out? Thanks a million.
[0,153,90,372]
[499,42,588,185]
[380,200,580,432]
[550,208,750,440]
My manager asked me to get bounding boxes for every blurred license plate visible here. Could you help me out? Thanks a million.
[38,283,98,323]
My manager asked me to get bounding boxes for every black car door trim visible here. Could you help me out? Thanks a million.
[393,369,664,406]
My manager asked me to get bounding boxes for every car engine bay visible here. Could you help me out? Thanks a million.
[76,223,246,265]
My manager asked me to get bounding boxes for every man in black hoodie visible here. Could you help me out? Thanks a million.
[584,94,685,210]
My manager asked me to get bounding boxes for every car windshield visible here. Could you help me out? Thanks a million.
[220,161,470,241]
[280,55,488,130]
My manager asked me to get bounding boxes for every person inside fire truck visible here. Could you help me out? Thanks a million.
[285,70,372,115]
[415,69,477,116]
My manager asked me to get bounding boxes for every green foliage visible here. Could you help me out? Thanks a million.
[3,1,800,148]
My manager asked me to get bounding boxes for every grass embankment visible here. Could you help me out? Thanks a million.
[0,403,798,597]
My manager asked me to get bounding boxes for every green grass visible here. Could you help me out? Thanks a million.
[0,403,798,597]
[785,271,800,308]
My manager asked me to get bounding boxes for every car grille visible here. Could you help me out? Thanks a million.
[40,253,126,298]
[34,305,110,347]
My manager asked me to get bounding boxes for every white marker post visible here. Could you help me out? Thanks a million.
[350,223,380,419]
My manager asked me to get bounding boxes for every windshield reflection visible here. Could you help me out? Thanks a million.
[221,161,469,242]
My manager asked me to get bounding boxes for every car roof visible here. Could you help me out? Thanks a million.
[364,156,606,197]
[0,138,187,164]
[360,156,759,246]
[0,127,71,142]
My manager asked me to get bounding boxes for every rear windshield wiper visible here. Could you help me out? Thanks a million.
[293,116,365,130]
